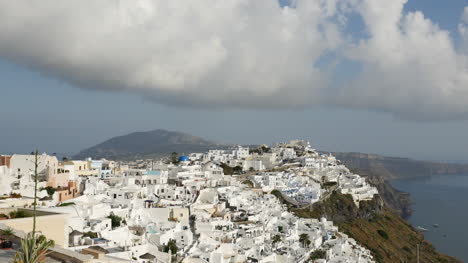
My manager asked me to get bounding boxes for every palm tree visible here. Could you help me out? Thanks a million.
[1,227,15,249]
[299,233,311,248]
[13,233,54,263]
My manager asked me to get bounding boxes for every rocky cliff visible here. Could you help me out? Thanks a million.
[292,192,461,263]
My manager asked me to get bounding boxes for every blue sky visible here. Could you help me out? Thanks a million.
[1,0,468,161]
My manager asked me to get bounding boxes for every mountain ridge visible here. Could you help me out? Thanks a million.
[73,129,225,160]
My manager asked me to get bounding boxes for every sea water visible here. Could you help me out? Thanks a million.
[392,174,468,262]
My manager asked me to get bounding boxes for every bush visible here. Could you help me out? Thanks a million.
[58,202,75,207]
[10,193,22,198]
[271,190,282,199]
[82,231,98,238]
[242,180,254,187]
[309,249,326,260]
[9,210,28,219]
[377,229,389,240]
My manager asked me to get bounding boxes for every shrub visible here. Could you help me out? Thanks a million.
[9,210,28,219]
[58,202,75,207]
[309,249,326,260]
[10,193,22,198]
[377,229,389,240]
[82,231,98,238]
[242,180,254,187]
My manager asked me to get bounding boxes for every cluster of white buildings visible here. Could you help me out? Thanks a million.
[0,140,378,262]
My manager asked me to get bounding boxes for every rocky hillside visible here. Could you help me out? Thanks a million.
[351,168,412,218]
[74,129,224,160]
[292,192,461,263]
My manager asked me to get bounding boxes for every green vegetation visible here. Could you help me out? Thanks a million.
[277,225,283,233]
[82,231,98,239]
[0,227,15,249]
[242,180,254,187]
[107,214,123,229]
[42,186,56,197]
[1,227,15,237]
[163,239,178,255]
[322,181,337,188]
[9,210,29,219]
[58,202,75,207]
[1,227,16,249]
[220,163,243,175]
[233,166,243,174]
[309,249,326,261]
[291,190,461,263]
[272,234,281,244]
[270,190,283,200]
[249,145,270,155]
[377,229,389,240]
[13,150,55,263]
[13,233,55,263]
[169,152,179,164]
[10,193,22,198]
[299,233,311,248]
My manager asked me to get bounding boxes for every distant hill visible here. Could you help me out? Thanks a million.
[74,129,224,160]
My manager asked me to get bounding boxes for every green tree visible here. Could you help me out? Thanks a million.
[107,214,122,229]
[164,239,178,255]
[44,187,56,197]
[233,166,243,174]
[170,152,179,164]
[220,163,234,175]
[299,233,311,248]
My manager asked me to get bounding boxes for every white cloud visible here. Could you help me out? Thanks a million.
[0,0,467,120]
[340,1,468,120]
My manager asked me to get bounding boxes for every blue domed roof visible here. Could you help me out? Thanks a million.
[178,156,190,162]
